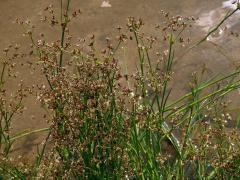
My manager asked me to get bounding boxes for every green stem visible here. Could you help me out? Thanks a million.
[59,0,71,69]
[9,127,50,142]
[177,7,240,61]
[165,70,240,111]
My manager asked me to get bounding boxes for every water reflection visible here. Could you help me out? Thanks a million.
[197,0,239,41]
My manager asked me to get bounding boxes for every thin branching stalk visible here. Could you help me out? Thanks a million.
[59,0,71,69]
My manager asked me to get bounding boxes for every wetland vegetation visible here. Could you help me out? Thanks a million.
[0,0,240,179]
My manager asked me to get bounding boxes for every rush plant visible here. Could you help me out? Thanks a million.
[0,1,240,179]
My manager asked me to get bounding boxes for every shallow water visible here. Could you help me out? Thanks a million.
[0,0,240,160]
[197,0,240,41]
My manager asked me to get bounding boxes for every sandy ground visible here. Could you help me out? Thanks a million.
[0,0,239,161]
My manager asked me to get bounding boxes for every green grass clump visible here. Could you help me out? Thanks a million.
[1,0,240,179]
